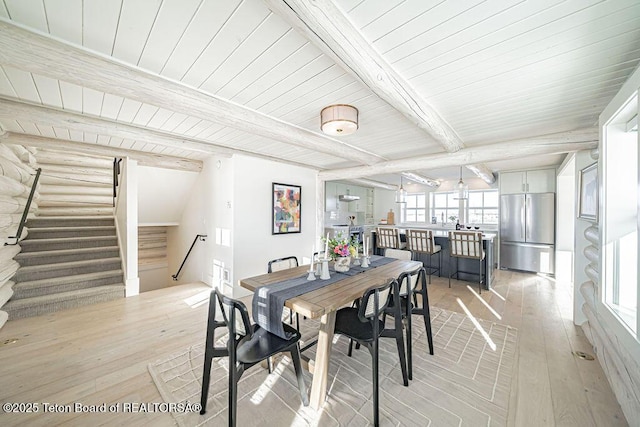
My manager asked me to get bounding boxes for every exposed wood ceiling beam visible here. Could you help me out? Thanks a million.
[0,98,319,171]
[319,129,598,181]
[0,19,384,166]
[0,97,224,155]
[464,165,496,186]
[346,178,396,191]
[263,0,496,184]
[2,132,202,172]
[401,172,440,188]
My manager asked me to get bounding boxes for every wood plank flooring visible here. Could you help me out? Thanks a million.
[0,270,628,426]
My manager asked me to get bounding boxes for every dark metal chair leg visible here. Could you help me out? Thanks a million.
[371,341,380,427]
[393,311,409,386]
[200,353,212,414]
[405,298,413,380]
[479,258,483,294]
[290,345,309,406]
[228,351,237,427]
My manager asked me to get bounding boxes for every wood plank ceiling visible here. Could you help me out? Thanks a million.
[0,0,637,182]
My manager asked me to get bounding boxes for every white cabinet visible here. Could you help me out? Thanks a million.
[325,182,338,212]
[325,182,374,215]
[500,168,556,194]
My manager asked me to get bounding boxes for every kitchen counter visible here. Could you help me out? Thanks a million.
[372,225,497,240]
[371,229,496,289]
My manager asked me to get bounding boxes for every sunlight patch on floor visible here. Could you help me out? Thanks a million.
[489,288,506,301]
[456,298,497,351]
[250,356,290,405]
[467,285,502,320]
[184,290,211,308]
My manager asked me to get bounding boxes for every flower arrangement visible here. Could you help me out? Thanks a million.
[323,232,359,260]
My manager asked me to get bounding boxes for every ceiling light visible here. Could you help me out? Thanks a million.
[454,166,468,200]
[401,172,440,187]
[395,175,407,203]
[320,104,358,136]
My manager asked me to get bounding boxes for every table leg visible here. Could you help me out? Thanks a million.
[309,311,336,410]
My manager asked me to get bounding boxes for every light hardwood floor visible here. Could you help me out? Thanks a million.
[0,270,628,426]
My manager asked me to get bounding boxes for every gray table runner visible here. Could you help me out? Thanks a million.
[252,255,395,339]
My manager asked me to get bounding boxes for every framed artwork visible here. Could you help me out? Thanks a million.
[578,162,598,221]
[272,183,301,234]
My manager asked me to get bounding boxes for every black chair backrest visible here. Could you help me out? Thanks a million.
[214,289,252,339]
[397,266,425,297]
[267,256,299,273]
[358,279,395,323]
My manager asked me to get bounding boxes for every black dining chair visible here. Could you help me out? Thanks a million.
[199,289,308,426]
[267,256,300,328]
[335,279,408,427]
[383,266,434,381]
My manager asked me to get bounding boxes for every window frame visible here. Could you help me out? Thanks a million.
[429,189,499,225]
[402,192,427,223]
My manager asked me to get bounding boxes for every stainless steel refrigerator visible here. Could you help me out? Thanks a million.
[500,193,555,274]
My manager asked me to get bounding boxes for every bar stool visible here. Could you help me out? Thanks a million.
[448,231,485,294]
[376,227,406,252]
[405,229,441,284]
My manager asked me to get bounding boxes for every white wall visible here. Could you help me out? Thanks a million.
[115,158,139,297]
[556,156,576,286]
[168,156,224,287]
[232,155,317,297]
[171,154,318,298]
[138,166,199,225]
[374,188,397,224]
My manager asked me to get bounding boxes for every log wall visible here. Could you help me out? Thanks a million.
[0,142,39,329]
[578,149,640,423]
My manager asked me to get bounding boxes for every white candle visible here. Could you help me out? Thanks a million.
[310,245,315,272]
[324,232,329,258]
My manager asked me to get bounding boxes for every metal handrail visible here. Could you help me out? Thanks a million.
[5,168,42,246]
[172,234,207,281]
[112,158,122,207]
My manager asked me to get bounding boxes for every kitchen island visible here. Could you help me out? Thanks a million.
[371,227,496,289]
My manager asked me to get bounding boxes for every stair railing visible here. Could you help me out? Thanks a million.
[5,168,42,246]
[113,158,122,207]
[172,234,207,281]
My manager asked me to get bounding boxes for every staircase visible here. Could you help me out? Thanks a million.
[3,149,125,320]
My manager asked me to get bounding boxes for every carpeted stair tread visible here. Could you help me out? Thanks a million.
[19,235,118,252]
[26,226,116,239]
[4,285,125,319]
[26,216,115,228]
[12,270,124,299]
[13,257,122,282]
[15,246,120,266]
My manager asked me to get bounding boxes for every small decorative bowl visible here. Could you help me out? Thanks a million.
[474,226,480,230]
[466,226,472,229]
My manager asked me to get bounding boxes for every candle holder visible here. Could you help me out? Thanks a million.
[360,256,370,268]
[320,259,331,280]
[306,270,316,280]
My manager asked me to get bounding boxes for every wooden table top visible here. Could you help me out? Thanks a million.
[239,259,422,320]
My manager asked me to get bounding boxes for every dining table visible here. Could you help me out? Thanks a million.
[239,256,422,410]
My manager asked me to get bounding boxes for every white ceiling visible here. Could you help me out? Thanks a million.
[0,0,638,184]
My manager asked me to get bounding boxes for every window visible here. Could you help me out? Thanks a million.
[430,189,498,225]
[403,193,426,222]
[468,190,499,225]
[430,192,459,223]
[602,92,638,334]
